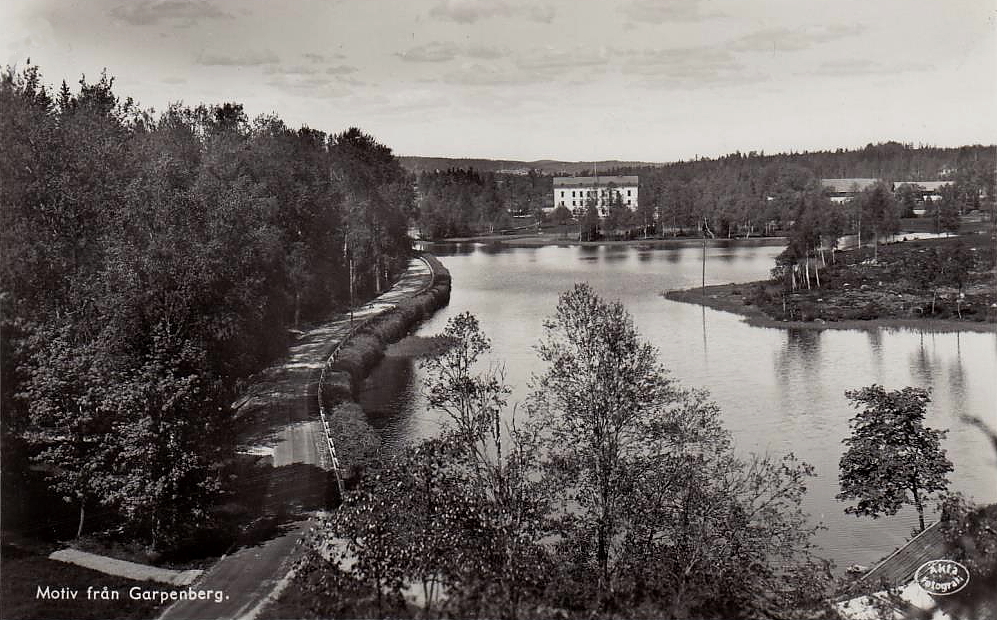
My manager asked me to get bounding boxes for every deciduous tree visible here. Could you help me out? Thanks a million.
[837,385,953,532]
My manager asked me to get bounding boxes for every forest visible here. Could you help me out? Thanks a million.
[0,64,414,551]
[411,143,995,241]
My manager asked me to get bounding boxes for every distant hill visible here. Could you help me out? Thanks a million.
[397,156,668,175]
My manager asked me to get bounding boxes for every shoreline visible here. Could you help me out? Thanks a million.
[421,233,789,248]
[664,283,997,333]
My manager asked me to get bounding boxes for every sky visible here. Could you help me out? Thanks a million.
[3,0,996,162]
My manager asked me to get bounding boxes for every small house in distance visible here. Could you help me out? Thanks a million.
[821,178,880,203]
[551,175,639,218]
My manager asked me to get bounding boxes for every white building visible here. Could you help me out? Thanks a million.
[551,175,639,217]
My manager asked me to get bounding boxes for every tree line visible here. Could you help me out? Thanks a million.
[416,168,549,239]
[610,142,994,238]
[0,64,414,550]
[413,142,994,241]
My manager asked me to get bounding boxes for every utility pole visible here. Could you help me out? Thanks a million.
[701,216,714,296]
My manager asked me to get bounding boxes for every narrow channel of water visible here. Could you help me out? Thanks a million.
[359,241,997,571]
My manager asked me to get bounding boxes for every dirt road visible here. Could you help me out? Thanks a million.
[159,257,433,620]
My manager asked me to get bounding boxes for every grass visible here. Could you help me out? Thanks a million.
[260,555,413,620]
[0,543,182,620]
[328,402,380,480]
[665,230,996,331]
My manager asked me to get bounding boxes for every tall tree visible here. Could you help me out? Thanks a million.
[837,385,953,532]
[422,313,548,619]
[530,284,727,608]
[579,200,600,241]
[857,183,900,260]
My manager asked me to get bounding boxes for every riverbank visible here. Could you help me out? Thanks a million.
[429,232,788,248]
[664,233,996,333]
[321,253,452,479]
[665,284,996,333]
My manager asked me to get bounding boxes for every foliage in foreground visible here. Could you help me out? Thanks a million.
[837,385,953,533]
[292,288,833,619]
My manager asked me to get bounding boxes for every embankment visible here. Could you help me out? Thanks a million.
[319,253,451,481]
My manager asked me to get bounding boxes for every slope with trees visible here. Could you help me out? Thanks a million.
[0,63,414,553]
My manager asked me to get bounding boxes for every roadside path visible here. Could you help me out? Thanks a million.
[159,257,434,620]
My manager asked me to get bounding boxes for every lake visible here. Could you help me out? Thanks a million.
[359,240,997,571]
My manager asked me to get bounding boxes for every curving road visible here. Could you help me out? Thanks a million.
[159,257,434,620]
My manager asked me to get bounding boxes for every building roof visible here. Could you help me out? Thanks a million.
[821,178,880,194]
[553,175,639,187]
[836,521,955,620]
[858,521,947,589]
[893,181,952,192]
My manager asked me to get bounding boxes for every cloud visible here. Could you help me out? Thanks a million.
[439,63,545,86]
[367,89,453,116]
[616,46,761,87]
[326,65,359,75]
[618,0,724,25]
[161,76,188,84]
[804,59,933,77]
[263,64,323,76]
[729,24,865,52]
[397,42,509,63]
[196,49,279,67]
[516,46,611,74]
[397,41,460,62]
[265,75,351,99]
[302,52,347,63]
[467,45,506,60]
[428,0,555,24]
[109,1,232,27]
[527,4,556,24]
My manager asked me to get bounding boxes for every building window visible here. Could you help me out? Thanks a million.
[627,190,632,196]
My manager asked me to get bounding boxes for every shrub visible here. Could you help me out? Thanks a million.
[845,302,883,321]
[331,333,386,387]
[329,402,380,480]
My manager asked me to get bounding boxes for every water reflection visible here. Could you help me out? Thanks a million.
[359,353,419,450]
[910,332,936,388]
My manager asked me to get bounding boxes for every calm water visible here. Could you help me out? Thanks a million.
[359,241,997,571]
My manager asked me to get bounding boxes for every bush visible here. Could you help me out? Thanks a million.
[748,283,775,307]
[330,333,385,387]
[845,302,884,321]
[322,371,353,407]
[798,301,818,322]
[328,402,380,480]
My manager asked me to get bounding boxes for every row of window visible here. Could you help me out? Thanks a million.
[558,200,634,208]
[558,189,634,198]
